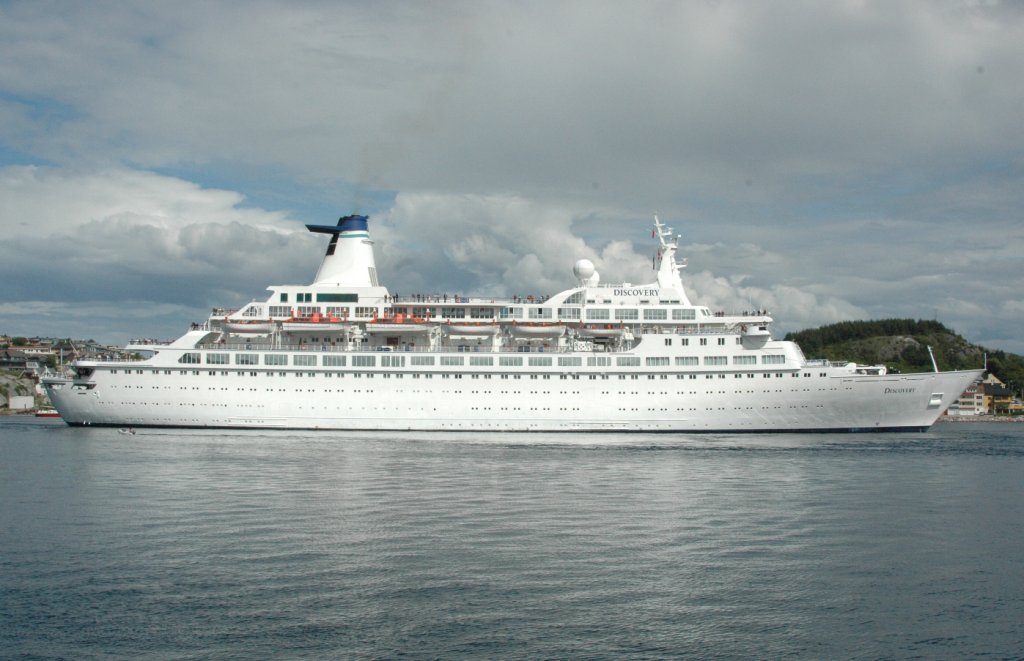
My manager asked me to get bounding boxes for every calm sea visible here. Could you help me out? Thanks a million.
[1,418,1022,659]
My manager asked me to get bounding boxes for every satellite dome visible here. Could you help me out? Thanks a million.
[573,259,595,282]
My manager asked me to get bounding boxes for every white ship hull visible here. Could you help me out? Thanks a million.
[44,214,984,433]
[45,360,981,433]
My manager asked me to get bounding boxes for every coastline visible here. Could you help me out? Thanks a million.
[939,415,1024,423]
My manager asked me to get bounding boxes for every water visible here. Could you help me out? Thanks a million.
[2,419,1022,659]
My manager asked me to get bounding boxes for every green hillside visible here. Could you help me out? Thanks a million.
[784,319,1023,391]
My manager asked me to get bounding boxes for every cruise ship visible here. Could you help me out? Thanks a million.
[43,214,982,432]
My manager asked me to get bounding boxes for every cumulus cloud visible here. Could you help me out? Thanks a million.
[375,191,873,339]
[376,192,625,296]
[1,3,1022,353]
[0,166,321,339]
[2,2,1022,205]
[0,166,295,236]
[1,168,1020,354]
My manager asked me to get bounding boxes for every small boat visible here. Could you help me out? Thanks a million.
[118,427,136,435]
[578,326,626,338]
[282,321,352,332]
[443,324,500,336]
[34,408,61,418]
[366,322,430,334]
[223,320,276,333]
[510,324,566,337]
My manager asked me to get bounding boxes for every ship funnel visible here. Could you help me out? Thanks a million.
[306,214,380,287]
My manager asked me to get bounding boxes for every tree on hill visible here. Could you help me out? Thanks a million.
[784,319,1023,392]
[985,350,1024,397]
[785,319,950,357]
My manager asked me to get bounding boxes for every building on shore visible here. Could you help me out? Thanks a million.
[947,382,985,416]
[947,374,1021,416]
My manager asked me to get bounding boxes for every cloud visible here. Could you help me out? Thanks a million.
[1,169,1021,354]
[1,3,1023,353]
[2,174,880,347]
[0,166,321,340]
[375,190,874,340]
[377,192,609,296]
[3,2,1023,206]
[0,166,295,237]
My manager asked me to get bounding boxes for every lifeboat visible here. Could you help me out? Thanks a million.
[283,322,352,332]
[577,326,625,338]
[365,322,430,334]
[444,323,500,336]
[279,312,353,332]
[223,320,276,333]
[510,324,566,337]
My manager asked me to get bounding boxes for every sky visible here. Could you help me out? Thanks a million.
[1,1,1022,355]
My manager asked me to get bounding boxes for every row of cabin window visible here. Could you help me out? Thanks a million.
[664,337,739,347]
[110,369,807,381]
[259,305,701,321]
[182,352,787,367]
[277,292,358,303]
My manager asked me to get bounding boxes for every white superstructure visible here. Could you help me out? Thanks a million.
[44,215,982,432]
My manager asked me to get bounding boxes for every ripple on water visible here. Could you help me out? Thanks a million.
[1,420,1022,658]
